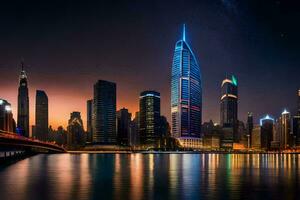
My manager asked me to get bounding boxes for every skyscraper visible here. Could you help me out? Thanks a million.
[67,112,85,147]
[292,116,300,147]
[87,99,93,143]
[117,108,132,145]
[35,90,48,141]
[220,75,238,142]
[139,90,161,145]
[260,115,274,150]
[251,125,261,149]
[280,109,291,149]
[171,24,202,140]
[129,111,140,147]
[246,112,254,147]
[294,89,300,146]
[93,80,116,144]
[17,62,30,137]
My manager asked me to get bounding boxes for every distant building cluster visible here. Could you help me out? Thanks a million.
[201,88,300,152]
[1,25,300,152]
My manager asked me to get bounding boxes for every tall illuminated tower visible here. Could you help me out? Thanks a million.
[139,91,161,145]
[17,62,30,137]
[280,109,291,149]
[220,75,238,142]
[171,24,202,140]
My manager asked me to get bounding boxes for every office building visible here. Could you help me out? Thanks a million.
[35,90,48,141]
[117,107,132,145]
[294,89,300,146]
[129,112,140,147]
[67,112,85,147]
[93,80,116,144]
[17,62,30,137]
[139,90,160,145]
[260,115,274,150]
[220,75,238,142]
[280,109,291,149]
[246,112,254,147]
[251,125,261,149]
[171,25,202,140]
[292,116,300,147]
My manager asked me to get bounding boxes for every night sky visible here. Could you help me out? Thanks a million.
[0,0,299,129]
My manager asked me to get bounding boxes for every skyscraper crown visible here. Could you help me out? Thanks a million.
[19,61,28,84]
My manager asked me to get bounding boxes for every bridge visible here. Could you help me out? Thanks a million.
[0,130,66,154]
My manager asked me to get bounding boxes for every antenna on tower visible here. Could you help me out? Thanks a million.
[21,57,25,71]
[182,24,186,41]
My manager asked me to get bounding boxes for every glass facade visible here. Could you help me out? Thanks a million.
[171,25,202,139]
[93,80,117,144]
[139,91,161,145]
[86,99,93,143]
[117,108,132,146]
[260,117,274,150]
[220,76,238,141]
[35,90,48,141]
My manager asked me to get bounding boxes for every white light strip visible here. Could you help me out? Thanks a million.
[221,79,232,87]
[221,94,237,100]
[139,94,160,99]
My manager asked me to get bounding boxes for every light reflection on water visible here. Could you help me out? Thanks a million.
[0,153,300,200]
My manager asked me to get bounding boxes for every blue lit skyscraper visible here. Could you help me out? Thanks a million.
[171,25,202,139]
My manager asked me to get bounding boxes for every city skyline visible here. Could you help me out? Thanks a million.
[1,2,300,200]
[0,1,299,130]
[2,48,299,131]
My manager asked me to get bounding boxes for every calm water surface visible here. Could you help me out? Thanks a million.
[0,153,300,200]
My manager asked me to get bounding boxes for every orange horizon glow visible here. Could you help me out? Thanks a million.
[2,86,139,133]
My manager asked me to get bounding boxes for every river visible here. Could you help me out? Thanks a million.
[0,153,299,200]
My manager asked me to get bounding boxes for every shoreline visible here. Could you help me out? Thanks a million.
[66,150,300,154]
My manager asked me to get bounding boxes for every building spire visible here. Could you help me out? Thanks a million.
[21,58,25,71]
[182,24,186,41]
[21,61,24,71]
